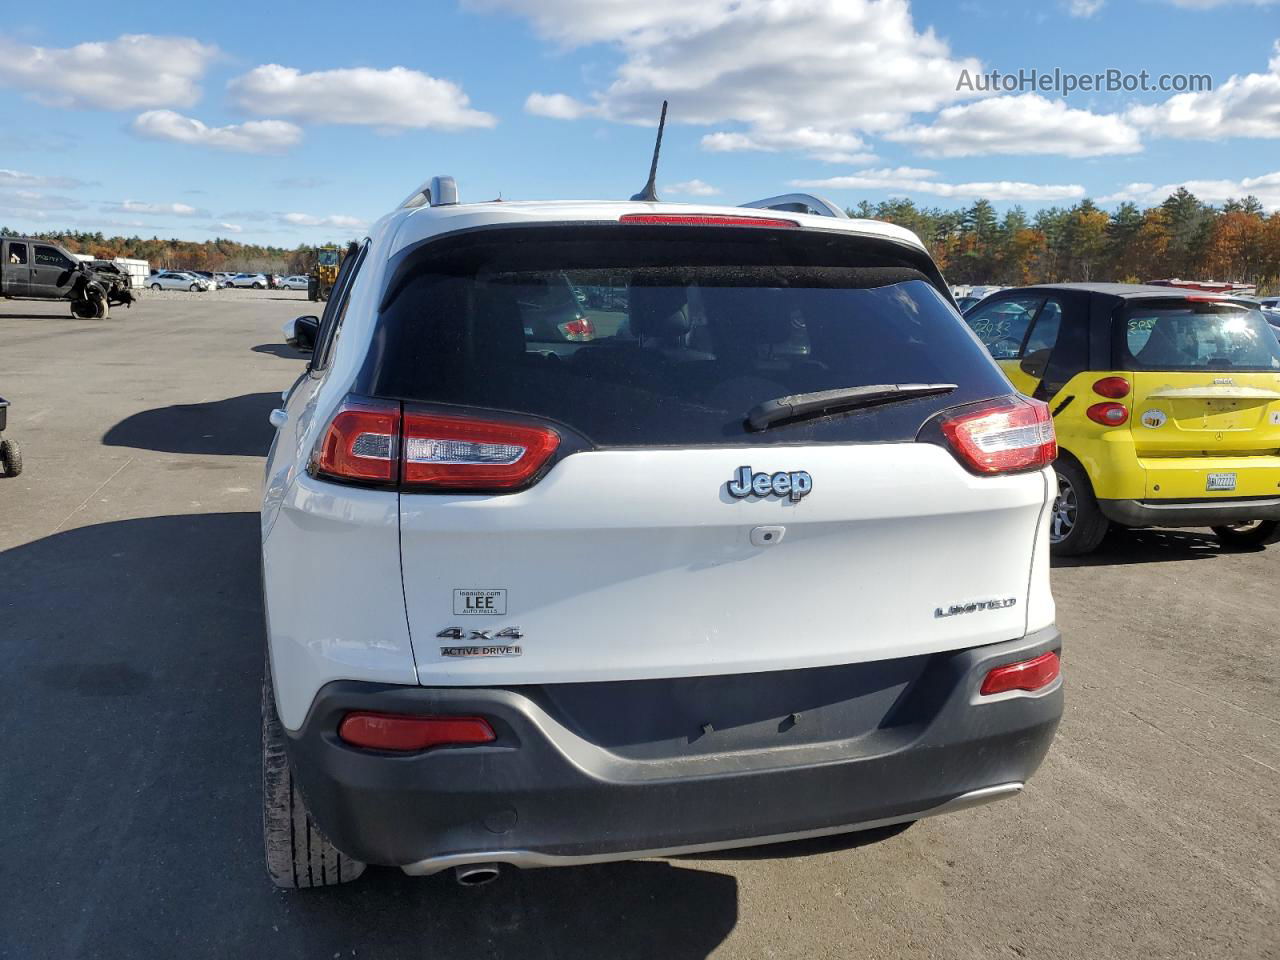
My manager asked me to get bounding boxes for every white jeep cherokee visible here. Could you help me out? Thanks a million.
[261,179,1063,888]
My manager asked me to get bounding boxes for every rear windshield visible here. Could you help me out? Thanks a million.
[1121,299,1280,372]
[358,226,1009,446]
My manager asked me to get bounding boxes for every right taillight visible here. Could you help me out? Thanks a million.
[1092,376,1130,399]
[940,396,1057,475]
[558,315,595,341]
[1086,402,1129,426]
[980,651,1061,696]
[402,410,560,490]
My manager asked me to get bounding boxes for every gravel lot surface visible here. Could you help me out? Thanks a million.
[0,296,1276,960]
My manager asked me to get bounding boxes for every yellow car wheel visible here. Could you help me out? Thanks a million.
[1212,521,1280,550]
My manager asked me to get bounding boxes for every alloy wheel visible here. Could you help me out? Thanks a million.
[1051,475,1077,544]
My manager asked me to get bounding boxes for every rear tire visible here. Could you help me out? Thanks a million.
[262,659,365,888]
[1049,459,1110,557]
[1212,521,1280,549]
[254,282,265,289]
[151,283,161,291]
[0,439,22,477]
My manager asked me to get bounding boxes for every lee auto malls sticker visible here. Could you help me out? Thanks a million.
[454,589,506,616]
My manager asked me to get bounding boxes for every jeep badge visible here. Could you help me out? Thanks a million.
[726,465,813,502]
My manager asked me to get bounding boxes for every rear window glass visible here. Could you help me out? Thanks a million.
[1122,300,1280,372]
[358,227,1009,446]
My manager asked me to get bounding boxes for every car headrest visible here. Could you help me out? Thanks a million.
[629,283,691,340]
[702,287,794,346]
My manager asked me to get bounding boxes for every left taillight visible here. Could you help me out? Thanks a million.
[338,712,495,752]
[310,398,401,484]
[402,410,560,491]
[310,398,563,492]
[939,395,1057,475]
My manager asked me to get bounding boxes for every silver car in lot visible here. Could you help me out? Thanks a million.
[149,271,213,292]
[227,273,268,289]
[279,275,310,290]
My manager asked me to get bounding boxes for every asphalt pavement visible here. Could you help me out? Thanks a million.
[0,292,1276,959]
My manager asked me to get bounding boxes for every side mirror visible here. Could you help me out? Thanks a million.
[284,315,319,353]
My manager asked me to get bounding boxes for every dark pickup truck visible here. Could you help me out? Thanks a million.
[2,236,134,318]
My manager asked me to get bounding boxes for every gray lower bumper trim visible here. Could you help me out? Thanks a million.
[1099,496,1280,527]
[399,782,1023,876]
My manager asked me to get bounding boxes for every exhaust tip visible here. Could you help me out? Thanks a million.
[454,863,501,887]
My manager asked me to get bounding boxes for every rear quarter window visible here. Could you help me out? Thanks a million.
[358,225,1010,447]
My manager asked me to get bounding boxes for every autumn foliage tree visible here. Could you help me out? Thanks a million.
[847,188,1278,294]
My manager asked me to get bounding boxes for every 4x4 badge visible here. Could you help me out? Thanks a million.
[437,626,524,640]
[726,465,813,502]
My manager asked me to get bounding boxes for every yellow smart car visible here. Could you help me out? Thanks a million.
[963,283,1280,555]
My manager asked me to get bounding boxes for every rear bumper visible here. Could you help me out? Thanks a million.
[1099,496,1280,527]
[285,627,1063,872]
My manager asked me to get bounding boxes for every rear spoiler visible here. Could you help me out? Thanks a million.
[739,193,847,219]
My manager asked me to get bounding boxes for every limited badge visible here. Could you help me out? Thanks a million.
[454,588,506,615]
[1141,409,1167,428]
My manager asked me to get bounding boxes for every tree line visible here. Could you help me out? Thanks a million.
[6,186,1280,293]
[0,229,353,275]
[849,187,1280,294]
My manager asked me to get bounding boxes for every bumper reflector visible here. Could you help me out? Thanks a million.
[338,712,496,752]
[980,651,1061,696]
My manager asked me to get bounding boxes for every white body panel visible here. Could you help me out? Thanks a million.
[263,474,416,730]
[399,446,1048,685]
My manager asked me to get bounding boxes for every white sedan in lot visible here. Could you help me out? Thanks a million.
[149,271,213,292]
[227,273,268,289]
[279,275,310,290]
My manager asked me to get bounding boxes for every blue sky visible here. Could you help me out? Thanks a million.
[1,0,1277,246]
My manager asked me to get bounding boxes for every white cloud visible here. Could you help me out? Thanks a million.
[0,169,86,189]
[281,212,368,230]
[792,168,1086,201]
[1126,41,1280,139]
[131,110,303,154]
[1065,0,1104,15]
[525,92,596,119]
[1098,171,1280,211]
[0,190,87,212]
[887,93,1142,156]
[0,34,217,109]
[479,0,984,156]
[1159,0,1276,6]
[663,179,722,196]
[230,65,496,130]
[107,200,205,217]
[700,127,878,163]
[211,222,243,234]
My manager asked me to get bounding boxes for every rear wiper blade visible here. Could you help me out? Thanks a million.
[745,383,958,432]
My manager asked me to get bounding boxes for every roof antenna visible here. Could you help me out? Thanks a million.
[630,100,668,202]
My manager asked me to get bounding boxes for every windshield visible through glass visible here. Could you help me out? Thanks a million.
[1123,300,1280,372]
